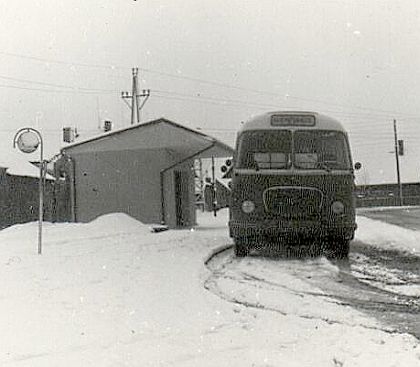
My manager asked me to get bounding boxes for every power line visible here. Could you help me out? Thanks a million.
[152,93,269,110]
[152,89,281,109]
[0,77,416,122]
[152,88,420,121]
[0,80,408,126]
[146,69,420,117]
[3,50,420,119]
[0,74,117,93]
[0,128,103,133]
[152,90,420,121]
[0,51,128,71]
[0,83,117,95]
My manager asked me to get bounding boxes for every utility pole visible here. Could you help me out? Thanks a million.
[211,156,217,217]
[121,67,151,125]
[393,119,403,206]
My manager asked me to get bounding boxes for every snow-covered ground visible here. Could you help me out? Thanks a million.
[0,210,419,366]
[356,215,420,256]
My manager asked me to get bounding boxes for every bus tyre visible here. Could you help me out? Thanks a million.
[336,240,350,259]
[326,238,350,259]
[234,238,249,257]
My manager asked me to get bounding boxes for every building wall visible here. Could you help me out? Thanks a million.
[70,148,178,224]
[67,148,196,227]
[0,169,54,229]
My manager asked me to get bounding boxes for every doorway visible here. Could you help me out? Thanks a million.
[174,170,191,227]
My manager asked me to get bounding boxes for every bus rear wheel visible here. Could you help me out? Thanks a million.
[234,237,250,257]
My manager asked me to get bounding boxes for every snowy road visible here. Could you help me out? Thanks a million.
[205,240,420,340]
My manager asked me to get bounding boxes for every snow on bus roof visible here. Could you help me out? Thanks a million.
[239,111,346,133]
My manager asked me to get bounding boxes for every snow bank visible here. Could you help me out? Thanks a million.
[87,212,150,232]
[356,215,420,255]
[0,213,153,255]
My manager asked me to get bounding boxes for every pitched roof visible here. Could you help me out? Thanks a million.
[61,117,234,159]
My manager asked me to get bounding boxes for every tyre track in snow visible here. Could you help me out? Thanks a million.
[344,241,420,337]
[204,243,420,339]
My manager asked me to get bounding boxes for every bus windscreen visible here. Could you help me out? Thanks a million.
[236,130,351,170]
[294,130,351,170]
[236,130,292,169]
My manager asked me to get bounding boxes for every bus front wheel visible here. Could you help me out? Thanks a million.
[234,237,250,257]
[325,238,350,259]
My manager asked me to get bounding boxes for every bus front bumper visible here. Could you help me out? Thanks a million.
[229,219,356,240]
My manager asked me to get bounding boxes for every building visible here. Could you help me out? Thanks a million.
[355,182,420,207]
[55,118,233,228]
[0,152,54,229]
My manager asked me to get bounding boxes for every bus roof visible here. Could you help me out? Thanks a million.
[239,111,347,134]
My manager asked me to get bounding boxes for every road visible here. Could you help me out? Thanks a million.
[205,208,420,340]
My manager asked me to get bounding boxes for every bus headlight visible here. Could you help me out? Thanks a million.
[241,200,255,213]
[331,201,345,214]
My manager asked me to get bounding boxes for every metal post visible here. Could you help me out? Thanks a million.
[393,119,403,206]
[212,156,217,217]
[38,140,44,254]
[13,128,44,254]
[199,159,204,212]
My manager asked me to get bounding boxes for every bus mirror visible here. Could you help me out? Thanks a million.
[221,165,228,173]
[225,159,232,167]
[354,162,362,170]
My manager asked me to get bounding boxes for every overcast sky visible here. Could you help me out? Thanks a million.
[1,0,420,184]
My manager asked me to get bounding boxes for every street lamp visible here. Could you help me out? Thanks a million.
[13,128,44,255]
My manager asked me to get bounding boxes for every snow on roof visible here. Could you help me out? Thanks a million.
[0,150,54,180]
[61,117,234,158]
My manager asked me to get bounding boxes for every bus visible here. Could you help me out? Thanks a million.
[229,111,360,258]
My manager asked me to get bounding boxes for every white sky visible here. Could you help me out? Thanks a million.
[1,0,420,184]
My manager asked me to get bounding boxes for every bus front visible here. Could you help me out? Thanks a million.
[229,113,357,257]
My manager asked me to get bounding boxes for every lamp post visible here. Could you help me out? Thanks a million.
[13,128,44,255]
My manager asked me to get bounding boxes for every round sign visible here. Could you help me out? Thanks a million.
[16,131,40,153]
